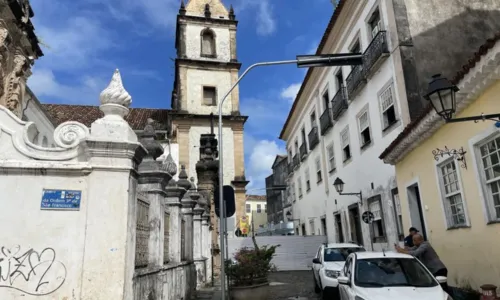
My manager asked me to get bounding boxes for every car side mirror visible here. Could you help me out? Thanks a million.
[436,276,447,284]
[312,258,321,264]
[338,276,350,285]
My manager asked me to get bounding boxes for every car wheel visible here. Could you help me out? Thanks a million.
[313,274,321,293]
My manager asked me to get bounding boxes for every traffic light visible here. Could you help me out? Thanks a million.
[214,185,236,218]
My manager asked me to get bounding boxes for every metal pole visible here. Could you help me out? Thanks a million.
[217,57,345,298]
[217,59,300,300]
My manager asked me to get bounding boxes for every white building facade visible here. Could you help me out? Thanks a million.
[280,0,412,250]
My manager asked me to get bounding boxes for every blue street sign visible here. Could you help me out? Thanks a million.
[41,189,82,210]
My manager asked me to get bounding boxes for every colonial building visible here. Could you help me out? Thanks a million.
[265,155,289,225]
[279,0,500,251]
[380,35,500,289]
[244,194,267,234]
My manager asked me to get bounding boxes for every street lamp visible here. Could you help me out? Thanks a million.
[333,177,362,201]
[216,54,364,299]
[424,73,500,124]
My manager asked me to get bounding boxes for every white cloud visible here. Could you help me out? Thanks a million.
[246,139,285,192]
[28,68,107,104]
[255,1,276,36]
[234,0,277,36]
[280,83,302,103]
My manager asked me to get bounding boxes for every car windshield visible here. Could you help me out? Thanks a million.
[324,247,365,262]
[354,257,438,288]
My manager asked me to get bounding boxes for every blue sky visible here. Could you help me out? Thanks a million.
[28,0,333,193]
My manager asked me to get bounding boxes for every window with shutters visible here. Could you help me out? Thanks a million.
[305,167,311,192]
[315,156,322,183]
[368,8,382,39]
[203,86,217,106]
[437,159,469,227]
[379,83,398,130]
[327,143,336,172]
[368,196,386,242]
[297,177,303,198]
[201,28,216,57]
[391,189,404,241]
[341,126,351,162]
[257,204,262,213]
[357,109,372,148]
[246,203,251,213]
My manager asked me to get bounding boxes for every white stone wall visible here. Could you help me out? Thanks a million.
[186,68,233,115]
[185,24,231,62]
[286,0,408,250]
[22,90,55,147]
[188,126,235,186]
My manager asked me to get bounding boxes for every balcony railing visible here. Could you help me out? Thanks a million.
[364,31,389,76]
[288,162,294,174]
[299,143,307,160]
[331,87,348,121]
[308,126,319,151]
[320,107,333,135]
[346,64,366,98]
[293,154,300,169]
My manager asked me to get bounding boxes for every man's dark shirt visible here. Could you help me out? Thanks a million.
[404,235,414,247]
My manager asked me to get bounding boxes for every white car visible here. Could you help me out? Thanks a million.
[338,251,452,300]
[312,243,366,299]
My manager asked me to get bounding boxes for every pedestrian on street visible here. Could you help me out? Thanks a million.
[404,227,419,248]
[395,234,449,293]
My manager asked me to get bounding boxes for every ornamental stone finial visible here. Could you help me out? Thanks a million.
[99,69,132,110]
[177,165,191,191]
[164,153,178,176]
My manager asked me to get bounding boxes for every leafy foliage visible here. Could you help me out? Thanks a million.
[226,236,280,287]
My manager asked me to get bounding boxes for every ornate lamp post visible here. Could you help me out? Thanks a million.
[333,177,362,201]
[424,73,500,124]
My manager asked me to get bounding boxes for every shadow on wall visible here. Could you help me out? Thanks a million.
[412,6,500,98]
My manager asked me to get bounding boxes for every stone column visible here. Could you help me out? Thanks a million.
[193,192,207,287]
[201,212,212,283]
[137,119,175,268]
[180,175,196,262]
[80,70,147,300]
[165,179,187,263]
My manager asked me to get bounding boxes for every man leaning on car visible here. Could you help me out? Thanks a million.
[395,234,449,293]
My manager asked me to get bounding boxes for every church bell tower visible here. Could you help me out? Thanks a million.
[170,0,249,253]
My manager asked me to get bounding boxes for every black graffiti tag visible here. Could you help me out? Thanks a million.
[0,246,66,296]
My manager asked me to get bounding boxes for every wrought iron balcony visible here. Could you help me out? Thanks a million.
[364,31,389,76]
[299,143,307,160]
[320,107,333,135]
[293,154,300,169]
[346,64,366,99]
[288,162,294,175]
[308,126,319,151]
[331,87,348,121]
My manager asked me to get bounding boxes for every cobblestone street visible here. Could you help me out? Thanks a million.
[267,271,320,300]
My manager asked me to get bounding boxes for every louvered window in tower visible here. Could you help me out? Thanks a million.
[201,29,216,57]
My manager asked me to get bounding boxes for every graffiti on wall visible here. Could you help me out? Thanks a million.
[0,246,66,296]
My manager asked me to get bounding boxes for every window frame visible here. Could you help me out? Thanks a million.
[257,204,262,213]
[340,125,352,163]
[472,132,500,223]
[305,167,311,192]
[357,105,372,150]
[310,107,317,129]
[326,142,336,173]
[202,86,217,106]
[297,177,303,199]
[435,158,470,229]
[378,80,400,133]
[200,27,217,58]
[245,203,251,213]
[368,195,387,243]
[315,156,323,184]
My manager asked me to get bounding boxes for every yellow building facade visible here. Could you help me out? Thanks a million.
[380,38,500,289]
